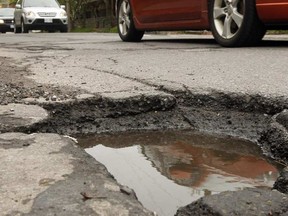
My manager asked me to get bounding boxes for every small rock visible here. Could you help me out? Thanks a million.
[51,95,57,101]
[120,186,138,199]
[80,192,93,201]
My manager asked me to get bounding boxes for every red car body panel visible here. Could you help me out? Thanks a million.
[129,0,288,31]
[131,0,209,30]
[256,0,288,23]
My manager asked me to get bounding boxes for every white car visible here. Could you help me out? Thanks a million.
[0,8,15,33]
[14,0,68,33]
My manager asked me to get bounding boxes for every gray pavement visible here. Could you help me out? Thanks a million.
[0,103,48,132]
[1,32,288,215]
[0,132,154,216]
[0,33,288,99]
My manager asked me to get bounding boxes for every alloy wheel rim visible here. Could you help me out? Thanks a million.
[118,0,131,36]
[213,0,244,39]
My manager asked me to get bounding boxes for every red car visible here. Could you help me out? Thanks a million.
[115,0,288,47]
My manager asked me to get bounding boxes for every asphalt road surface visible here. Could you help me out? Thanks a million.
[1,32,288,216]
[0,32,288,100]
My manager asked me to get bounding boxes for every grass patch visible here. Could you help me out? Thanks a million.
[267,30,288,35]
[95,26,118,33]
[71,26,118,33]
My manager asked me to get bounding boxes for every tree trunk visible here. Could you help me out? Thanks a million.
[66,0,72,32]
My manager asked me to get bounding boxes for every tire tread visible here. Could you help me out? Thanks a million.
[117,0,144,42]
[209,0,266,47]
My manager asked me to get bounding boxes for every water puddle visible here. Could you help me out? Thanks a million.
[77,130,280,216]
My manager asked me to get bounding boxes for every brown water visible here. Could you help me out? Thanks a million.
[77,130,280,216]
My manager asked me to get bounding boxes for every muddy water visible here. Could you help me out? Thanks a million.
[77,130,280,216]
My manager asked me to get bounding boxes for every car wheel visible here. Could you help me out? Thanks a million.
[14,21,21,34]
[21,21,29,33]
[117,0,144,42]
[208,0,266,47]
[60,26,68,33]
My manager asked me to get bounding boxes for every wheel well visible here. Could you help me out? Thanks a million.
[207,0,211,8]
[207,0,212,14]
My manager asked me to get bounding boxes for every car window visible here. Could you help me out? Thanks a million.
[23,0,60,8]
[0,8,15,17]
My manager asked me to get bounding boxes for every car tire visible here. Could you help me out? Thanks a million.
[208,0,266,47]
[117,0,144,42]
[14,27,21,33]
[21,20,29,33]
[60,26,68,33]
[14,20,21,34]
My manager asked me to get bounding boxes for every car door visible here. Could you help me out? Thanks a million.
[132,0,202,24]
[14,0,23,26]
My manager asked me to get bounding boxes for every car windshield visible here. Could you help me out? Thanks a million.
[23,0,60,8]
[0,8,14,17]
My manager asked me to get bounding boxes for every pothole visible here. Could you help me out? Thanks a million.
[77,130,282,216]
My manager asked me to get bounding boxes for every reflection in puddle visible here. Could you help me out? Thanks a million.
[77,130,280,216]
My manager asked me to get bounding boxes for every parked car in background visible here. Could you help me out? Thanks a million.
[0,8,15,33]
[116,0,288,47]
[14,0,68,33]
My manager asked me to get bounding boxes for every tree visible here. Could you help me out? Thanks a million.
[9,0,17,5]
[58,0,90,30]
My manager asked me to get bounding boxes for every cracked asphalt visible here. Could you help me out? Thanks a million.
[1,33,288,100]
[1,32,288,216]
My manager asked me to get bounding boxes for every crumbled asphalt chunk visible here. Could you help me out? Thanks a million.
[0,133,154,216]
[274,167,288,194]
[120,185,138,198]
[276,110,288,130]
[173,90,288,115]
[0,57,86,105]
[0,104,48,133]
[175,188,288,216]
[259,110,288,164]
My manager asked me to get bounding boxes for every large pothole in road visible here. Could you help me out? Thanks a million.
[77,130,282,216]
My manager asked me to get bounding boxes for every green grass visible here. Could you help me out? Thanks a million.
[71,26,118,33]
[267,30,288,35]
[95,26,118,33]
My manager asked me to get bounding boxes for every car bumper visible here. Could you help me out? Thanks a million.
[0,24,14,32]
[24,18,68,30]
[256,1,288,25]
